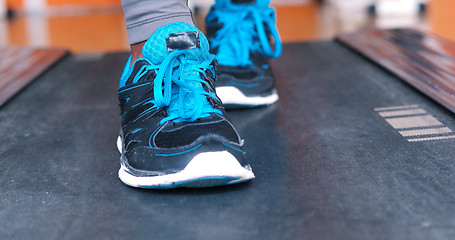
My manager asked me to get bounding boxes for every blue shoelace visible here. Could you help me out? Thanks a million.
[131,50,221,124]
[209,6,282,67]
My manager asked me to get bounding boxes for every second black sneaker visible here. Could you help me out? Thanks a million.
[206,0,282,108]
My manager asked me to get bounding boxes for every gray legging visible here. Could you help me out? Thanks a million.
[121,0,194,45]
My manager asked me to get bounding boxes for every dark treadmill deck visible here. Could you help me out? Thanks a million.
[1,42,455,240]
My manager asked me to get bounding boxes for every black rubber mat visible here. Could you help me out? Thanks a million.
[1,43,455,240]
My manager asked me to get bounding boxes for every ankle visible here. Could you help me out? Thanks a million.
[130,41,146,66]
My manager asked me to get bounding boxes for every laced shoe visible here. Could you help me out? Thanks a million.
[206,0,282,108]
[117,22,254,189]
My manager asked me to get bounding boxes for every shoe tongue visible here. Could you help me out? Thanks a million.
[142,22,213,65]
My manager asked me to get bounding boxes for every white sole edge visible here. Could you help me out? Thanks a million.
[216,86,279,106]
[116,137,255,188]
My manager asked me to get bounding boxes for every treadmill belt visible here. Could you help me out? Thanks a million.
[1,43,455,240]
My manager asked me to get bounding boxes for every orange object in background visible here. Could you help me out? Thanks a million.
[6,0,121,11]
[427,0,455,41]
[6,17,27,46]
[6,0,23,10]
[275,3,318,43]
[47,13,128,53]
[46,0,121,6]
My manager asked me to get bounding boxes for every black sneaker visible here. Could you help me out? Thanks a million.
[117,22,254,189]
[206,0,282,108]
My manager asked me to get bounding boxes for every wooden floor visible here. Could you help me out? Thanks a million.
[0,1,455,53]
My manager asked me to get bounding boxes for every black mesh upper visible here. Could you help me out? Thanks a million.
[153,114,239,148]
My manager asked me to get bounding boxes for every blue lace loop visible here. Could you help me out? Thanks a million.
[137,50,221,124]
[210,7,282,66]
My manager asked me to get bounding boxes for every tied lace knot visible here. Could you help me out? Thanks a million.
[142,50,221,124]
[210,7,282,67]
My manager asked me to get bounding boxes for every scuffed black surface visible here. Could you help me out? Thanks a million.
[1,43,455,240]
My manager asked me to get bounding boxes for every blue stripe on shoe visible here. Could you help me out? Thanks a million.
[222,143,246,154]
[119,82,149,94]
[131,128,142,133]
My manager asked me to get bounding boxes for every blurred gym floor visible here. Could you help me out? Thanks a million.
[0,0,454,53]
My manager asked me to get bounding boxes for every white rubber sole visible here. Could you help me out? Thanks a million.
[216,86,279,106]
[116,137,255,188]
